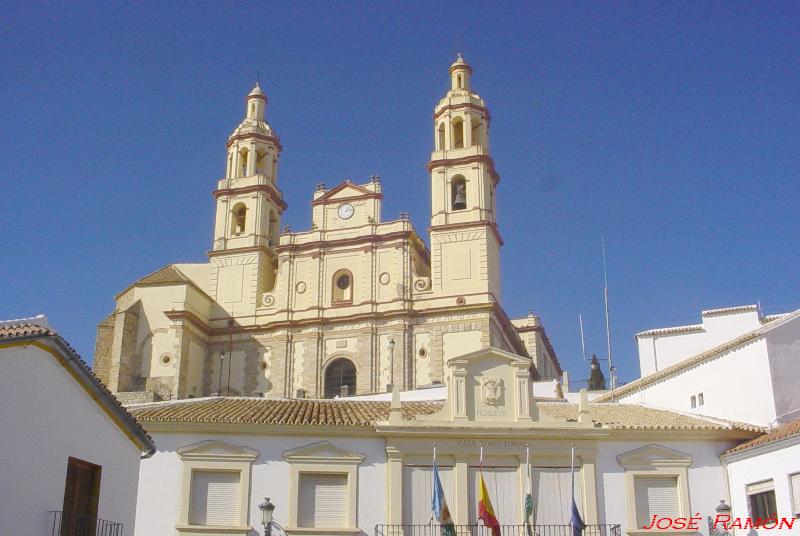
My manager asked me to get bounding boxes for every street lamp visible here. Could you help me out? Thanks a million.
[259,497,275,536]
[708,499,732,536]
[218,352,226,395]
[387,338,396,392]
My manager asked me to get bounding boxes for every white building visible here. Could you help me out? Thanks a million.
[723,418,800,534]
[596,305,800,426]
[0,317,155,536]
[129,347,760,536]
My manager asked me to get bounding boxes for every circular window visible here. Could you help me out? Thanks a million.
[160,354,172,366]
[336,274,351,290]
[260,361,268,371]
[418,347,427,358]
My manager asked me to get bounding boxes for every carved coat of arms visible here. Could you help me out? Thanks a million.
[480,376,504,406]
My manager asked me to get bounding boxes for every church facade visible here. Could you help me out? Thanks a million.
[94,56,562,403]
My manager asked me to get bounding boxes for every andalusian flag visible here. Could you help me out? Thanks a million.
[477,471,501,536]
[432,447,456,536]
[524,445,534,536]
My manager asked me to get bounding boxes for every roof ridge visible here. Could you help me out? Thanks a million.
[596,309,800,402]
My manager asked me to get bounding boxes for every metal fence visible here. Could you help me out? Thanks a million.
[376,524,622,536]
[49,511,124,536]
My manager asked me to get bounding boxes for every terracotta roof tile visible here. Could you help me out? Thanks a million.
[129,397,443,427]
[0,322,53,339]
[539,402,762,432]
[128,397,760,433]
[134,265,189,286]
[725,418,800,455]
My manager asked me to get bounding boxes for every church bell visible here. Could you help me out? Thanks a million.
[453,184,467,210]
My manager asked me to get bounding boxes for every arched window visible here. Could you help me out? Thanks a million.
[332,269,353,304]
[324,358,356,398]
[471,118,483,148]
[256,150,267,175]
[437,122,446,151]
[231,203,247,235]
[227,154,233,179]
[452,117,464,149]
[451,176,467,210]
[238,148,249,177]
[268,210,278,245]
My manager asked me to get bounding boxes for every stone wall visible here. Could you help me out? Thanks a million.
[92,313,116,385]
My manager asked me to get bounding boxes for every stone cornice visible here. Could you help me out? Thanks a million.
[433,102,490,123]
[427,154,500,185]
[212,183,287,212]
[226,132,282,151]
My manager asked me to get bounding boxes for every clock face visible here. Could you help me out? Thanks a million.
[337,203,354,220]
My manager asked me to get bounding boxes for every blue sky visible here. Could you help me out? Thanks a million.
[2,1,798,386]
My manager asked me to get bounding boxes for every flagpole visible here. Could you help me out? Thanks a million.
[570,442,575,509]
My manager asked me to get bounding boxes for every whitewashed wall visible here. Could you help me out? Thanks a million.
[618,338,777,426]
[595,440,737,536]
[725,438,800,534]
[0,345,143,536]
[135,432,387,536]
[637,308,763,376]
[764,318,800,424]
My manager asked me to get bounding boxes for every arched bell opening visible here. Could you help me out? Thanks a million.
[452,117,464,149]
[451,175,467,211]
[331,269,353,304]
[436,122,446,151]
[231,203,247,235]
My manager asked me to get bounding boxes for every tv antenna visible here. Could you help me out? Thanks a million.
[602,237,617,398]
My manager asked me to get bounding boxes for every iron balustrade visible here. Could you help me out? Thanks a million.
[375,524,622,536]
[48,511,124,536]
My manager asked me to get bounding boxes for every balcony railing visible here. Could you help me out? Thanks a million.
[376,524,622,536]
[49,511,124,536]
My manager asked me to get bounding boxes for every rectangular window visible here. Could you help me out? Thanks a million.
[747,480,777,520]
[690,395,697,409]
[791,473,800,518]
[634,476,680,528]
[189,471,241,526]
[403,465,454,525]
[298,473,348,528]
[61,457,102,536]
[532,467,584,525]
[698,393,704,406]
[467,467,521,525]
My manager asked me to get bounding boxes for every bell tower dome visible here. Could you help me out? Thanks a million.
[209,83,286,316]
[428,55,502,303]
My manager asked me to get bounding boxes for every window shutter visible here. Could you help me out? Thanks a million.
[189,471,241,526]
[791,474,800,515]
[298,473,348,528]
[634,476,679,528]
[402,466,454,525]
[532,468,584,525]
[467,467,520,525]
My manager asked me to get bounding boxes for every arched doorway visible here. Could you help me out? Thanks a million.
[324,358,356,398]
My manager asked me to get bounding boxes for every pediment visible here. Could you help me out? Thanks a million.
[177,440,259,462]
[447,346,533,369]
[617,444,692,469]
[283,440,365,464]
[313,181,378,204]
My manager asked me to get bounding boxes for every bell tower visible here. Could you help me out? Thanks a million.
[209,83,286,315]
[429,55,502,302]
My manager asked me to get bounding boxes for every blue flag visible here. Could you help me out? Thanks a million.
[432,461,456,536]
[570,498,585,536]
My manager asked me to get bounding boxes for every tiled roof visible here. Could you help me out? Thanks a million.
[129,397,444,427]
[725,418,800,455]
[128,396,760,432]
[0,322,53,339]
[595,309,800,402]
[0,321,156,453]
[133,265,189,286]
[539,402,763,432]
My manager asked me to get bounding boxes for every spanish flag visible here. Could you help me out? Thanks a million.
[477,471,501,536]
